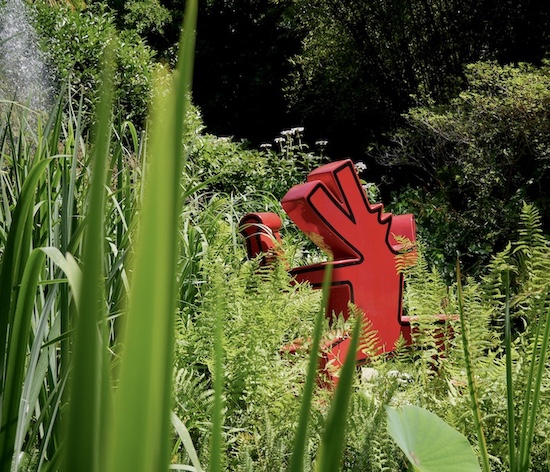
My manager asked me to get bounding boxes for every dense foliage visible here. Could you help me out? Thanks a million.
[1,84,549,470]
[285,0,550,156]
[25,0,550,281]
[29,0,549,155]
[33,2,155,125]
[380,61,550,279]
[1,1,549,470]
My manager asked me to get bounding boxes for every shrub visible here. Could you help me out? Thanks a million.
[33,2,154,126]
[379,61,550,278]
[186,125,327,199]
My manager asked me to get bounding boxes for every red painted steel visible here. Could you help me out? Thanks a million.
[239,159,417,385]
[239,212,283,266]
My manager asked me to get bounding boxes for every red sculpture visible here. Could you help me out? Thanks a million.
[239,159,417,385]
[239,212,283,266]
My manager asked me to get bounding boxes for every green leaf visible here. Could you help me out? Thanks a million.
[209,276,224,472]
[0,158,51,374]
[0,157,51,471]
[386,405,481,472]
[289,264,333,472]
[456,259,491,472]
[40,247,82,306]
[315,314,362,472]
[171,412,204,472]
[104,2,197,471]
[64,41,115,472]
[0,248,46,470]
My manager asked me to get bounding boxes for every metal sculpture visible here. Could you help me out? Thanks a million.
[239,159,417,385]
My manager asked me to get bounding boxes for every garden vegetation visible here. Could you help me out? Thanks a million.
[0,0,549,471]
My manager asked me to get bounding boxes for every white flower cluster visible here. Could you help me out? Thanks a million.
[361,367,413,385]
[280,127,304,137]
[355,161,367,172]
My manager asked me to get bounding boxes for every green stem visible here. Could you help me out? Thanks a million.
[519,301,550,471]
[456,259,491,472]
[210,293,224,472]
[504,270,516,471]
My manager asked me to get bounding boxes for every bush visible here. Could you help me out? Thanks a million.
[379,61,550,278]
[186,125,327,199]
[33,2,154,126]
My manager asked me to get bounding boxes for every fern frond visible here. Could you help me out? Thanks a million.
[392,333,412,366]
[481,242,514,314]
[346,304,383,362]
[172,367,215,464]
[394,235,417,276]
[481,203,550,333]
[511,203,550,312]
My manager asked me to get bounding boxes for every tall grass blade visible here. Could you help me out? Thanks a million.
[46,89,64,158]
[173,0,197,167]
[60,90,84,398]
[0,157,51,370]
[518,298,550,471]
[13,249,81,470]
[0,157,51,470]
[171,412,204,472]
[64,44,115,472]
[1,248,46,469]
[456,259,491,472]
[503,270,516,471]
[41,247,82,305]
[209,282,224,472]
[289,264,333,472]
[105,2,197,471]
[315,314,362,472]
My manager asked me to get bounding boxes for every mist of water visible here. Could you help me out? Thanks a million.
[0,0,56,113]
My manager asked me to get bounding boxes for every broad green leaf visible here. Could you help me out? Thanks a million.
[64,42,114,472]
[386,405,481,472]
[104,2,197,471]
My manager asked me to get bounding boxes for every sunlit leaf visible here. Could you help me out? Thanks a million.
[386,405,481,472]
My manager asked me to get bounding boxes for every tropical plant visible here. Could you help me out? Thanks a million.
[387,404,481,472]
